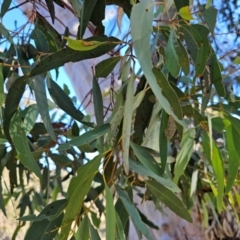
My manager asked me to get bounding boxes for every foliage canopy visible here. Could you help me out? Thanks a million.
[0,0,240,239]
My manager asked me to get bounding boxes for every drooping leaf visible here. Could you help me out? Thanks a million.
[45,0,55,24]
[202,7,218,34]
[130,0,186,128]
[115,212,126,240]
[29,74,56,141]
[105,185,116,240]
[80,0,97,38]
[132,75,155,145]
[31,28,51,53]
[177,39,190,75]
[30,36,120,77]
[70,0,81,17]
[89,0,105,35]
[129,159,180,193]
[202,130,224,212]
[10,113,42,181]
[122,75,135,174]
[0,65,5,107]
[181,24,211,77]
[58,124,110,151]
[225,124,240,193]
[116,186,153,240]
[166,28,181,77]
[152,67,183,121]
[208,51,225,97]
[95,56,121,78]
[1,0,11,17]
[92,77,104,126]
[75,215,89,240]
[0,179,6,216]
[130,142,162,176]
[173,129,195,183]
[0,23,13,44]
[24,199,67,240]
[146,180,192,222]
[89,220,101,240]
[36,12,62,49]
[137,208,159,230]
[47,78,89,126]
[159,110,169,173]
[22,104,39,134]
[3,77,26,142]
[60,154,102,240]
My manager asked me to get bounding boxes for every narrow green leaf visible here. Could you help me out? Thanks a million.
[95,56,121,78]
[105,185,116,240]
[60,155,102,240]
[177,39,190,75]
[10,113,42,180]
[115,212,126,240]
[80,0,97,38]
[116,186,153,240]
[31,28,51,53]
[22,104,39,134]
[30,36,120,77]
[89,0,105,35]
[166,28,181,77]
[225,124,239,193]
[3,76,26,142]
[18,214,49,222]
[89,220,101,240]
[35,13,62,50]
[137,209,159,230]
[152,67,183,121]
[47,78,87,124]
[130,142,162,176]
[0,179,6,216]
[146,180,192,222]
[211,137,224,211]
[203,129,224,211]
[159,110,168,172]
[75,215,89,240]
[0,23,14,44]
[93,77,103,126]
[29,75,56,141]
[0,65,5,107]
[122,76,135,174]
[130,0,186,128]
[209,51,225,97]
[58,124,110,151]
[71,0,81,17]
[24,199,66,240]
[181,24,211,77]
[1,0,11,17]
[202,7,218,34]
[173,129,195,183]
[45,0,55,24]
[129,159,180,193]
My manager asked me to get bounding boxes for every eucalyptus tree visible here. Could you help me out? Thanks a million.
[0,0,240,239]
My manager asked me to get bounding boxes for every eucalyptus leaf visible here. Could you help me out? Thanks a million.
[58,124,109,151]
[146,180,192,222]
[60,154,102,239]
[116,186,153,240]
